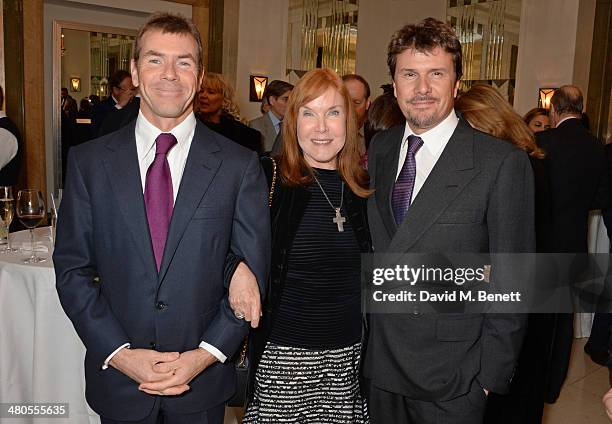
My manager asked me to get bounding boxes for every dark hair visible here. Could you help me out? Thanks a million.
[0,85,3,109]
[134,12,203,76]
[79,98,91,112]
[550,85,583,115]
[523,107,548,126]
[108,70,132,90]
[342,74,371,99]
[364,91,405,148]
[262,80,294,103]
[388,17,462,81]
[278,68,370,198]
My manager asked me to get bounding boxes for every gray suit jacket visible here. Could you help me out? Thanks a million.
[249,113,278,152]
[364,118,534,400]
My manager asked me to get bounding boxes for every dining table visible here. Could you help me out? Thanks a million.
[0,227,245,424]
[0,227,100,424]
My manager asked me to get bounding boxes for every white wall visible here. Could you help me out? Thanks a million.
[513,0,594,115]
[355,0,446,99]
[573,0,596,101]
[235,0,289,121]
[44,0,192,193]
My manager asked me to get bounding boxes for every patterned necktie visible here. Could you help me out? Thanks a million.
[144,133,177,271]
[392,134,424,225]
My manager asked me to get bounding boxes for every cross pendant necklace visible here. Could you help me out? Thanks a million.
[313,174,346,232]
[333,208,346,232]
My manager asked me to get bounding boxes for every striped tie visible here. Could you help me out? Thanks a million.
[391,135,423,225]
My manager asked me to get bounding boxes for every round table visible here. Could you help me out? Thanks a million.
[0,227,100,424]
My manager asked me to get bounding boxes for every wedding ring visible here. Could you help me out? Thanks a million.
[234,311,245,319]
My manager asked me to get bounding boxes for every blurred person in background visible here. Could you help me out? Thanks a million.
[523,107,551,134]
[0,85,21,186]
[250,80,294,153]
[342,74,371,154]
[91,70,136,135]
[364,84,405,150]
[457,84,554,424]
[194,73,262,153]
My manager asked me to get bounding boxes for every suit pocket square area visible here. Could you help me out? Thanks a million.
[192,206,226,220]
[436,209,481,224]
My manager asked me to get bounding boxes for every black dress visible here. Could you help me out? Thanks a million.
[197,113,263,154]
[243,163,371,423]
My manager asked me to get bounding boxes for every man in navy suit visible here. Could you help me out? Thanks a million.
[91,70,136,135]
[54,12,270,424]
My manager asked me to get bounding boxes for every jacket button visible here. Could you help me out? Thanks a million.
[155,301,167,310]
[150,342,156,349]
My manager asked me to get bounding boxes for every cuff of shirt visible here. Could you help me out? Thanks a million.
[198,341,227,363]
[102,343,130,370]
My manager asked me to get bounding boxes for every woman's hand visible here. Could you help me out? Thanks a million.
[228,262,262,328]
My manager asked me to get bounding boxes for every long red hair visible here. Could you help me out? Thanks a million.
[277,68,371,198]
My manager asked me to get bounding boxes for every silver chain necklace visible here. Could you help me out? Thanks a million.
[313,174,346,232]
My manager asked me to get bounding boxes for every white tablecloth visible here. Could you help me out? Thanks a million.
[574,210,612,338]
[0,228,100,424]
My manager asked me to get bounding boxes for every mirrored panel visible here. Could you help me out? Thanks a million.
[447,0,522,103]
[287,0,359,78]
[54,22,137,188]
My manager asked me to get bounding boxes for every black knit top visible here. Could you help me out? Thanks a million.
[268,168,362,349]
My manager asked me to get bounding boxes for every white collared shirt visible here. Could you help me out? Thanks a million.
[112,95,122,110]
[555,115,580,128]
[102,111,227,369]
[396,110,459,202]
[0,111,18,169]
[135,110,195,201]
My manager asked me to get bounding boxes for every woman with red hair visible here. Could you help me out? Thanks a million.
[241,68,371,423]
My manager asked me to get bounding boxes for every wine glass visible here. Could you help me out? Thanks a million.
[16,189,46,264]
[0,186,16,253]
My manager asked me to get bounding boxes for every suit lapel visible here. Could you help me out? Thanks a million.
[264,114,277,141]
[375,126,404,238]
[157,122,222,283]
[388,119,480,252]
[102,122,157,273]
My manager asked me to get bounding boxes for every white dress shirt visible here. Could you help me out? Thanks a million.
[103,111,226,370]
[0,111,18,169]
[112,95,122,110]
[555,115,580,128]
[396,110,459,202]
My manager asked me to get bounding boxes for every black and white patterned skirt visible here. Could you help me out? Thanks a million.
[242,342,369,423]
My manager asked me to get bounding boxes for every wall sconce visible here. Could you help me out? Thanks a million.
[249,75,268,102]
[70,77,81,92]
[538,88,556,110]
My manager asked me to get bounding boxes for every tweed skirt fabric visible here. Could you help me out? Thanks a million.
[242,342,369,423]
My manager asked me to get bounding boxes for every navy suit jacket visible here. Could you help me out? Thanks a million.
[54,119,270,421]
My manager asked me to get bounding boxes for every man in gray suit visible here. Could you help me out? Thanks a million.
[364,18,534,423]
[249,80,293,153]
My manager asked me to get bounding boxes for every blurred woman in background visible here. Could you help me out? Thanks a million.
[194,73,263,153]
[457,84,562,424]
[524,107,551,134]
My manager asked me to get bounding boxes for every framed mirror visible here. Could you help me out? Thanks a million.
[52,21,137,189]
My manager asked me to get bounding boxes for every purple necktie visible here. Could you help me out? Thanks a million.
[392,134,424,225]
[144,133,177,271]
